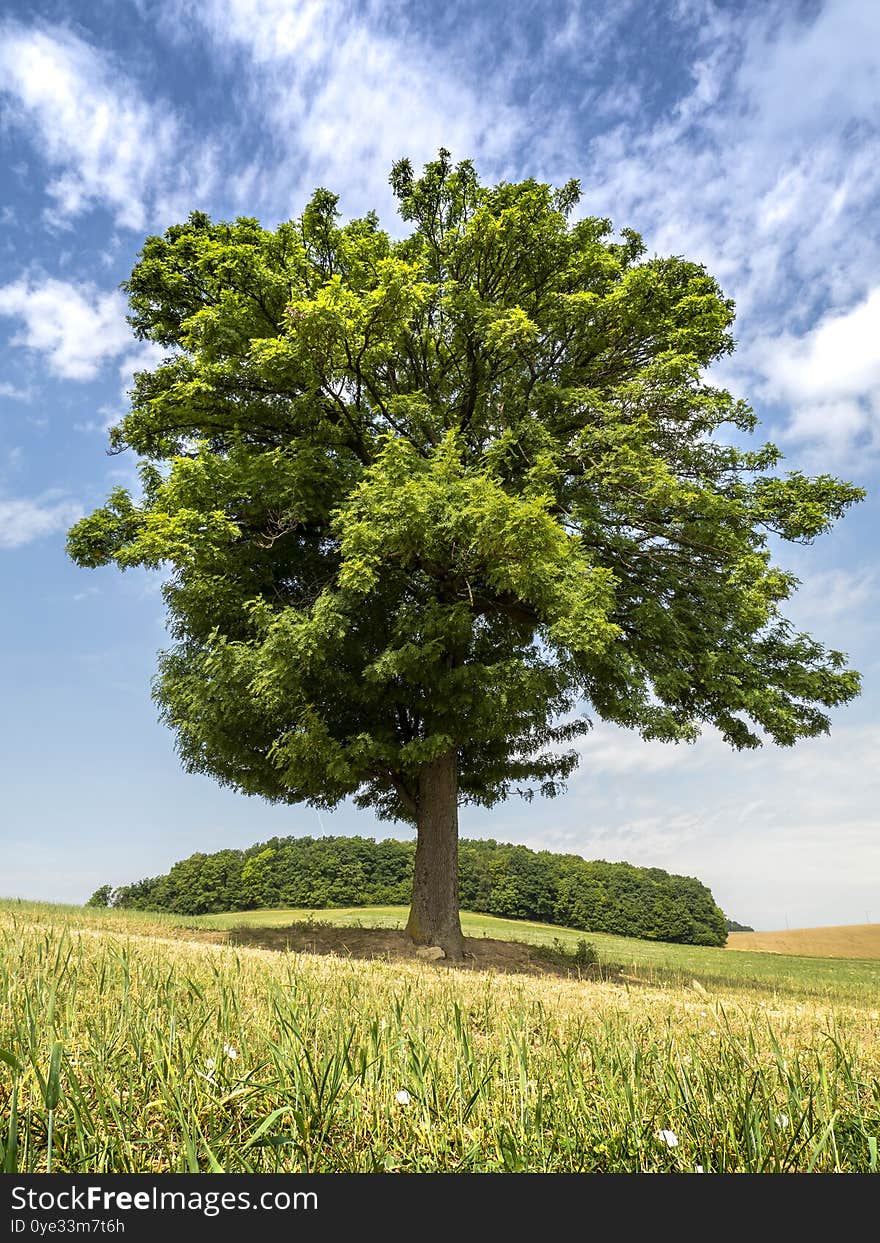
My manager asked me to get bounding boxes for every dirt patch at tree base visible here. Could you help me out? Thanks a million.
[221,922,624,982]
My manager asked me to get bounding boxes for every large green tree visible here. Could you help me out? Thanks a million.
[68,152,862,957]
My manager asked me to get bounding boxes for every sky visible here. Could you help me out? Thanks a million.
[0,0,878,931]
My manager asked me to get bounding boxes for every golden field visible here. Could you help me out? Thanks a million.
[727,924,880,960]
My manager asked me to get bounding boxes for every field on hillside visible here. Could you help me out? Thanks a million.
[728,924,880,960]
[188,904,880,1003]
[1,899,878,1173]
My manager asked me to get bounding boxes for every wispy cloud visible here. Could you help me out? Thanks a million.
[569,721,712,779]
[167,1,880,468]
[171,0,531,219]
[513,721,880,928]
[0,492,81,549]
[786,566,877,628]
[580,2,880,458]
[0,277,132,381]
[0,382,31,401]
[0,22,218,229]
[80,341,169,434]
[756,287,880,458]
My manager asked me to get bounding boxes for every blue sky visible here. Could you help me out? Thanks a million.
[1,0,878,930]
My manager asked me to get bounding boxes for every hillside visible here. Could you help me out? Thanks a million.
[727,923,880,960]
[189,903,880,1002]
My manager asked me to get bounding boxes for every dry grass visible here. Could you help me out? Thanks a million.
[727,924,880,961]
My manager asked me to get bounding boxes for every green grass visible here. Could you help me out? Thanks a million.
[6,896,879,1001]
[188,904,880,1004]
[6,897,880,1002]
[1,898,879,1173]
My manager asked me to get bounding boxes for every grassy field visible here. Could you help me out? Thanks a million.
[728,924,880,960]
[187,904,880,1004]
[1,898,878,1173]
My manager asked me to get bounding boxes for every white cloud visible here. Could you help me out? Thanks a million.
[570,721,711,778]
[778,556,880,684]
[118,341,168,390]
[175,0,880,465]
[735,0,880,144]
[785,565,877,633]
[495,720,880,929]
[756,287,880,454]
[0,23,217,229]
[0,277,132,381]
[173,0,525,220]
[78,341,169,434]
[579,2,880,459]
[0,493,82,549]
[0,382,31,400]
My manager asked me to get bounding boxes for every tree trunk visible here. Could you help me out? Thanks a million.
[404,751,465,960]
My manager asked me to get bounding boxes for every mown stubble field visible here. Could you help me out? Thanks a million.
[727,924,880,960]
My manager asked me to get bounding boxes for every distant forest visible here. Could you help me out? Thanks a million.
[100,836,729,946]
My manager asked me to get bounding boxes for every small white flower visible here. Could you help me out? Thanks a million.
[223,1044,239,1060]
[205,1057,216,1072]
[695,1165,704,1173]
[657,1129,678,1148]
[775,1112,789,1128]
[395,1090,411,1106]
[709,1030,718,1037]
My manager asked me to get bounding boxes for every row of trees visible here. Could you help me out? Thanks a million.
[97,835,729,945]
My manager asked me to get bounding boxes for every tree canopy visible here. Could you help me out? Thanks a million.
[68,151,862,955]
[107,835,729,946]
